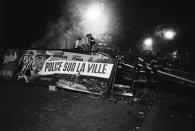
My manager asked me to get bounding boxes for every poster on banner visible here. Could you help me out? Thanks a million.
[55,74,110,94]
[16,50,53,83]
[0,49,20,80]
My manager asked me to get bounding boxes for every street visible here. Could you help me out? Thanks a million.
[0,80,195,131]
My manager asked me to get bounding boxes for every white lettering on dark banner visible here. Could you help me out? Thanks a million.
[39,61,113,79]
[21,55,36,72]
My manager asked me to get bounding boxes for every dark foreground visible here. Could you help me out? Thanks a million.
[0,80,195,131]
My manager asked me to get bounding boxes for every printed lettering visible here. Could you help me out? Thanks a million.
[80,63,85,72]
[76,63,81,72]
[87,63,94,73]
[102,64,107,74]
[98,64,102,73]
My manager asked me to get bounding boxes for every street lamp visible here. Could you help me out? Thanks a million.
[163,29,176,40]
[143,37,153,50]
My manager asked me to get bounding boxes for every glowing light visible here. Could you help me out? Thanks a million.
[144,38,153,47]
[82,2,109,36]
[143,37,153,50]
[163,29,176,40]
[85,5,101,21]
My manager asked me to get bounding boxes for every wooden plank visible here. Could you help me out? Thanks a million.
[56,83,102,95]
[112,92,133,97]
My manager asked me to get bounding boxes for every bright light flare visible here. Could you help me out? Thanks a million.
[163,29,176,40]
[143,37,153,50]
[85,5,102,21]
[144,38,153,47]
[81,2,109,35]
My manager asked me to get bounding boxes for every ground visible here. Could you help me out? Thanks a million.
[0,80,195,131]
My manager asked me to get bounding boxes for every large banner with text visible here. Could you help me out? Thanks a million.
[0,49,117,94]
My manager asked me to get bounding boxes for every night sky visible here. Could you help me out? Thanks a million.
[2,0,195,53]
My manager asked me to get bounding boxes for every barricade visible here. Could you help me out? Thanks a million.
[0,49,118,96]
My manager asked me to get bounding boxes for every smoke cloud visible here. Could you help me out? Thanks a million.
[31,0,124,50]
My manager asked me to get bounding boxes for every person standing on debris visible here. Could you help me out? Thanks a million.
[87,34,96,55]
[75,37,81,49]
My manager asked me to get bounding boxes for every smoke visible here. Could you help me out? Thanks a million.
[31,0,124,50]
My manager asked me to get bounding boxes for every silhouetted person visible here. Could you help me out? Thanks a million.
[87,34,96,55]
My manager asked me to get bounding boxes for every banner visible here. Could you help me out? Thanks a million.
[39,61,113,79]
[0,49,117,94]
[0,49,20,80]
[52,53,116,94]
[14,49,117,94]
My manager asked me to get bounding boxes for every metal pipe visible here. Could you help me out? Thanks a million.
[157,70,195,85]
